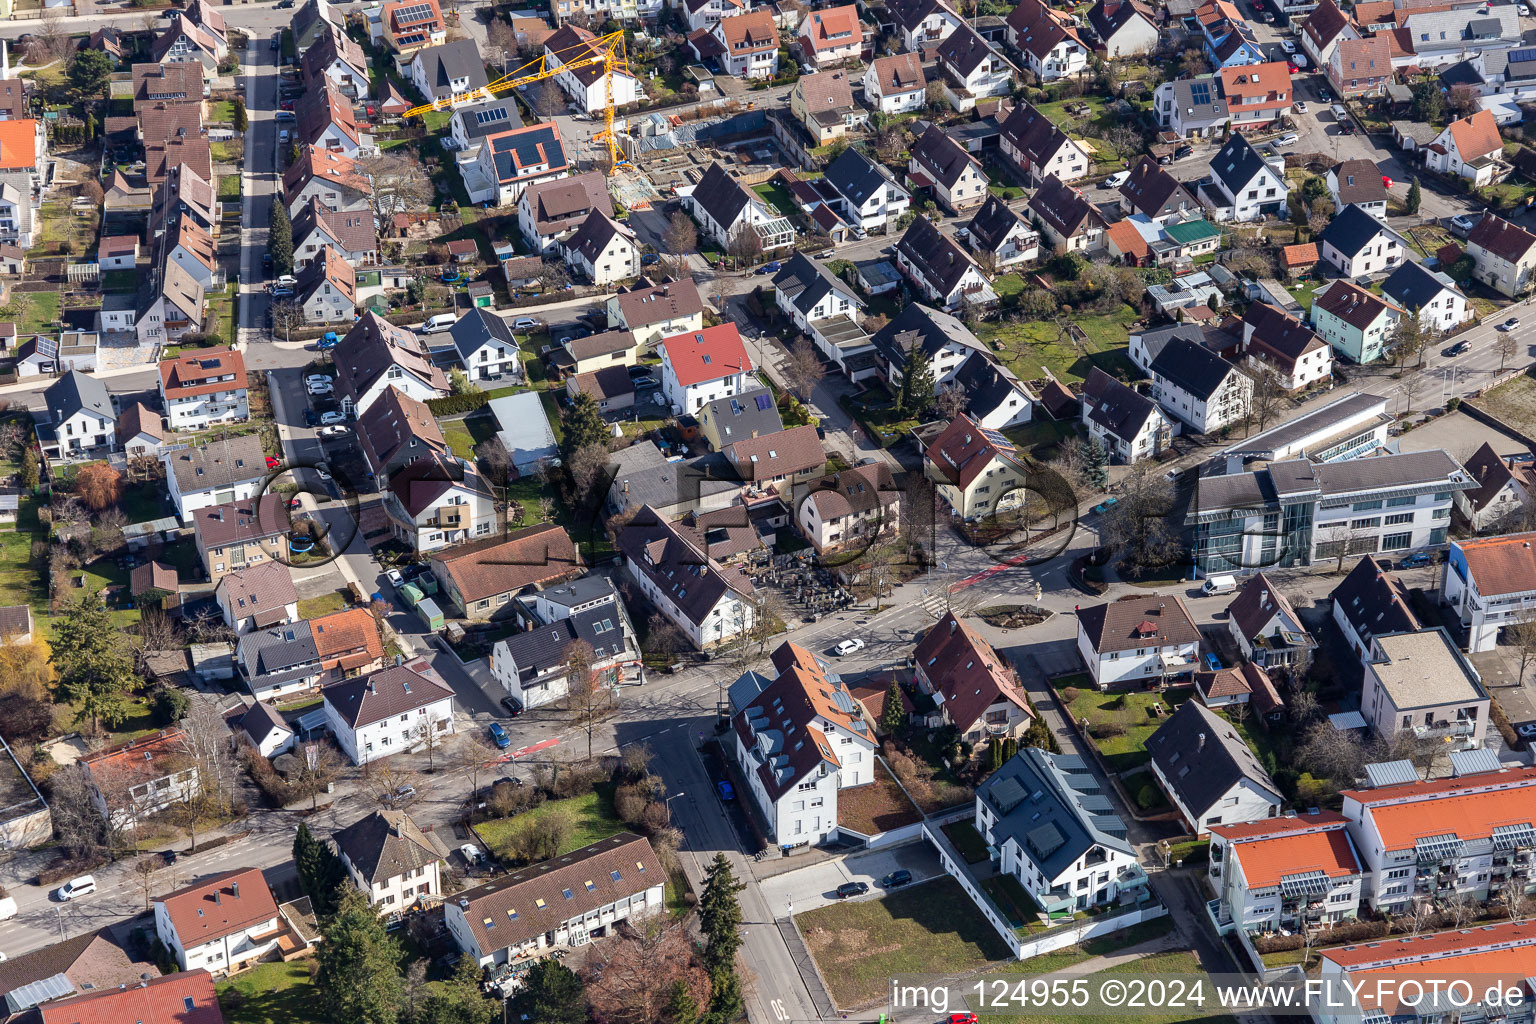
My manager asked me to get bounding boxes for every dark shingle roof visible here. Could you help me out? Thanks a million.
[1330,554,1421,650]
[1028,174,1101,240]
[44,369,113,423]
[1381,259,1463,313]
[1317,203,1396,259]
[978,748,1133,880]
[823,147,903,209]
[896,215,984,296]
[1147,700,1280,818]
[1147,337,1238,402]
[690,162,754,231]
[1210,133,1274,193]
[1120,156,1198,218]
[238,622,320,679]
[910,123,982,190]
[771,251,848,316]
[951,350,1034,421]
[1081,366,1157,442]
[870,301,983,372]
[332,810,440,885]
[1313,280,1399,330]
[323,657,455,729]
[966,195,1032,252]
[615,505,754,626]
[937,23,999,77]
[454,98,524,140]
[411,39,489,100]
[1467,213,1536,263]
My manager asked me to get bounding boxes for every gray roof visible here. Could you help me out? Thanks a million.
[453,97,523,140]
[238,622,319,679]
[823,147,905,209]
[529,574,621,615]
[771,252,850,317]
[1317,204,1400,260]
[1148,337,1238,402]
[449,307,518,362]
[870,301,984,372]
[1210,134,1275,194]
[1381,260,1464,313]
[951,350,1034,422]
[1215,390,1390,462]
[1193,450,1471,516]
[164,434,269,493]
[1331,555,1422,653]
[487,391,558,471]
[977,748,1134,882]
[412,39,489,100]
[44,369,112,424]
[495,604,629,681]
[700,387,785,445]
[1162,77,1228,125]
[236,699,293,746]
[608,442,741,513]
[1146,700,1280,819]
[1082,367,1158,443]
[1132,322,1208,366]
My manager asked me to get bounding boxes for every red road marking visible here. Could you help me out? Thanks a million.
[955,550,1034,590]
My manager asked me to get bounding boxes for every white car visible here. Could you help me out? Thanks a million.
[317,425,346,437]
[834,638,865,657]
[1101,170,1131,189]
[385,568,405,589]
[1280,39,1296,53]
[512,317,541,330]
[306,381,333,395]
[1275,133,1300,147]
[320,411,346,425]
[1293,101,1309,114]
[1521,3,1532,15]
[305,374,332,387]
[56,876,96,901]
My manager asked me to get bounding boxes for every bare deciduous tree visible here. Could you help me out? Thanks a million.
[1298,720,1366,782]
[1244,365,1285,432]
[269,299,305,341]
[564,640,611,761]
[1400,371,1427,414]
[662,211,697,258]
[725,224,763,266]
[1507,620,1536,686]
[782,337,825,403]
[1406,897,1438,936]
[133,854,160,910]
[1498,883,1531,923]
[358,152,435,222]
[1498,332,1519,370]
[934,382,968,420]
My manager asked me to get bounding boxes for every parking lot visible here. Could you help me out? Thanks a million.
[756,844,946,916]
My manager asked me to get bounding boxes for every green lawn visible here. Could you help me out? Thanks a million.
[102,269,138,292]
[471,785,625,862]
[209,100,239,124]
[1004,417,1080,458]
[982,873,1047,935]
[943,820,991,864]
[11,291,59,333]
[984,163,1026,200]
[208,282,239,342]
[440,411,499,461]
[211,140,243,163]
[1055,674,1193,773]
[218,174,243,200]
[978,306,1140,386]
[797,877,1014,1009]
[994,273,1027,298]
[217,960,315,1024]
[297,592,347,619]
[753,181,799,218]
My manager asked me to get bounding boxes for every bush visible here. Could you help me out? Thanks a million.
[1136,784,1160,809]
[151,685,191,727]
[1091,722,1126,739]
[1062,686,1080,703]
[426,392,493,417]
[614,781,649,825]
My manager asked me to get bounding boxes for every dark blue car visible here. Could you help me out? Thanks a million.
[488,722,510,749]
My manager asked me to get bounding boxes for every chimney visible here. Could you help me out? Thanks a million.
[214,890,221,905]
[232,881,239,898]
[395,653,404,666]
[1197,732,1206,752]
[367,681,375,693]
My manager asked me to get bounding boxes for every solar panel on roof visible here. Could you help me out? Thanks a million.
[395,2,435,21]
[1189,81,1212,105]
[1509,47,1536,62]
[474,106,510,125]
[755,393,772,411]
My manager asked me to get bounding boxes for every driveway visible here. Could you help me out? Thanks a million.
[756,843,944,916]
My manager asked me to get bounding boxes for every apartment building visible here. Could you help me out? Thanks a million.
[1445,531,1536,653]
[1360,628,1488,751]
[1207,813,1362,936]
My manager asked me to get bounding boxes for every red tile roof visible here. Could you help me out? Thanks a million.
[40,969,224,1024]
[1447,108,1502,163]
[1282,242,1319,268]
[800,4,861,52]
[160,347,247,399]
[1340,765,1536,851]
[157,868,279,949]
[309,607,384,666]
[660,323,753,387]
[1456,531,1536,597]
[1319,920,1536,1015]
[923,413,1023,490]
[1215,820,1359,889]
[913,612,1032,734]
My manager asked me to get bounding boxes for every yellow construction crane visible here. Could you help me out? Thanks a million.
[402,29,632,171]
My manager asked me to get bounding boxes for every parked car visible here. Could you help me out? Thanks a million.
[307,381,334,396]
[318,425,346,437]
[755,261,782,276]
[1518,722,1536,739]
[630,374,658,388]
[1400,551,1432,568]
[1275,133,1300,148]
[56,876,96,902]
[512,317,541,330]
[304,409,318,427]
[834,638,865,656]
[1452,214,1478,232]
[1100,170,1131,189]
[274,110,296,121]
[1294,100,1308,113]
[265,455,281,469]
[835,881,869,899]
[319,411,346,425]
[883,869,912,888]
[948,1015,979,1024]
[1280,38,1296,52]
[385,569,405,589]
[1092,497,1119,515]
[717,780,734,800]
[488,722,511,749]
[1174,144,1194,160]
[306,374,332,386]
[500,695,524,717]
[1204,652,1221,672]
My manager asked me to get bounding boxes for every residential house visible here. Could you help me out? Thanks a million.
[685,0,745,32]
[191,494,289,581]
[909,124,987,212]
[322,657,456,764]
[1425,109,1507,186]
[428,523,583,620]
[295,83,372,157]
[608,277,704,348]
[1317,204,1408,278]
[1326,159,1389,219]
[465,122,569,207]
[310,607,385,681]
[1445,531,1536,652]
[444,834,664,967]
[161,221,219,289]
[283,145,372,217]
[517,172,613,253]
[214,561,299,635]
[374,0,447,55]
[618,505,757,648]
[1361,627,1488,749]
[722,424,825,493]
[135,263,206,347]
[1329,554,1424,660]
[771,251,862,336]
[685,161,793,253]
[449,97,522,150]
[1087,0,1158,57]
[1195,663,1285,723]
[158,348,248,432]
[1194,0,1266,68]
[564,210,640,286]
[964,194,1040,269]
[448,308,521,383]
[796,5,862,66]
[659,322,755,414]
[149,163,217,236]
[152,869,283,974]
[1401,5,1521,69]
[1239,302,1334,391]
[1119,156,1200,224]
[1453,445,1535,533]
[1153,76,1231,139]
[1207,814,1362,936]
[974,749,1146,919]
[1147,700,1283,836]
[97,235,137,270]
[561,329,639,377]
[1339,766,1536,913]
[381,454,498,553]
[696,386,783,451]
[1467,213,1536,297]
[1193,454,1471,579]
[334,311,451,417]
[1076,594,1202,688]
[292,197,377,269]
[1301,0,1359,70]
[406,39,489,107]
[999,101,1090,184]
[729,642,877,845]
[1146,337,1251,434]
[796,462,900,553]
[887,0,964,52]
[235,700,295,757]
[950,351,1035,429]
[333,810,443,911]
[1029,173,1107,254]
[1225,572,1318,669]
[707,10,780,79]
[1381,260,1470,332]
[489,576,640,708]
[117,403,165,460]
[1329,34,1394,97]
[1080,366,1174,463]
[1311,280,1404,364]
[1201,134,1288,221]
[1005,0,1090,81]
[151,15,221,73]
[863,52,926,112]
[133,62,203,110]
[913,611,1035,745]
[237,623,321,700]
[1219,62,1292,133]
[161,435,268,523]
[820,147,912,233]
[293,0,341,52]
[872,302,987,400]
[788,71,866,145]
[293,247,357,324]
[300,24,368,97]
[921,412,1029,519]
[935,24,1014,110]
[894,214,998,309]
[81,729,199,830]
[38,370,114,460]
[1319,923,1536,1017]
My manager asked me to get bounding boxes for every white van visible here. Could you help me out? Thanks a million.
[421,314,458,334]
[56,875,96,901]
[1202,575,1238,596]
